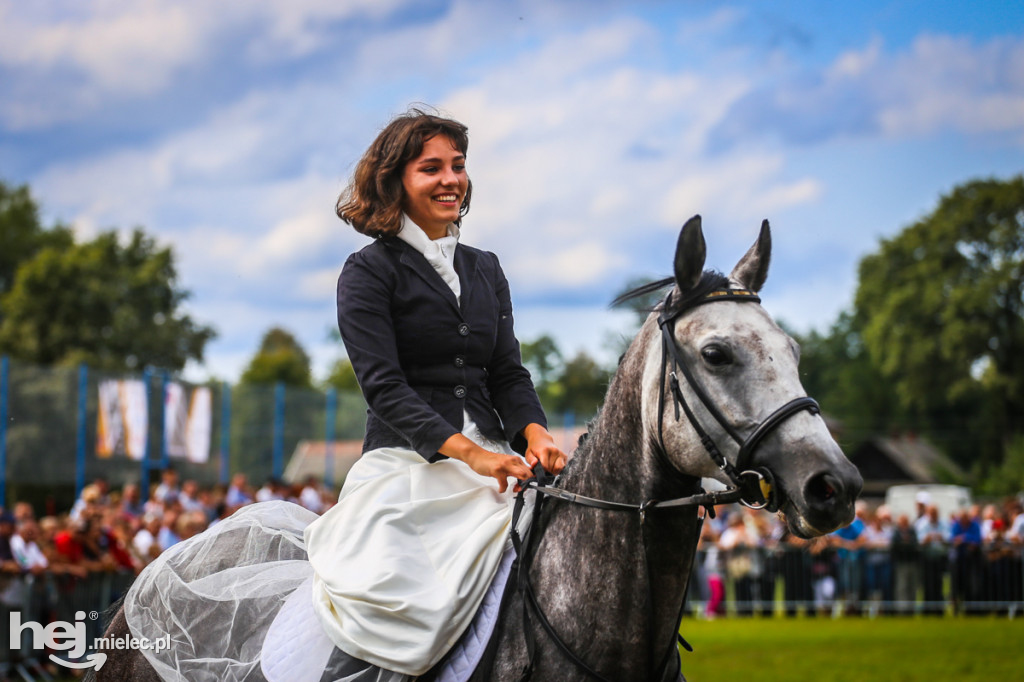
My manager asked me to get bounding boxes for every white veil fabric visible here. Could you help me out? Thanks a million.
[123,424,525,681]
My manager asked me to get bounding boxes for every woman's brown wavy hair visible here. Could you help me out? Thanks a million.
[337,108,473,238]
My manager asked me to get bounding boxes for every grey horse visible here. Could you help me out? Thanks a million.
[92,216,861,681]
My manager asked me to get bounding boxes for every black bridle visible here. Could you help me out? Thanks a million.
[509,287,821,682]
[656,288,820,511]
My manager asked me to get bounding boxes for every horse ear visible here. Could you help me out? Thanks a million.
[730,219,771,292]
[674,215,706,293]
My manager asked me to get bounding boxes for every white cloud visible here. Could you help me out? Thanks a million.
[716,33,1024,146]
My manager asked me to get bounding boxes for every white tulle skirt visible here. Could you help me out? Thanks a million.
[124,424,523,682]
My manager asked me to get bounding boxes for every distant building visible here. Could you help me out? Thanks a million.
[847,435,969,499]
[283,440,363,488]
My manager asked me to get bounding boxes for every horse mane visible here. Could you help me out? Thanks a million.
[611,270,732,318]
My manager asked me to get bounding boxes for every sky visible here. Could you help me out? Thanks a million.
[1,0,1022,383]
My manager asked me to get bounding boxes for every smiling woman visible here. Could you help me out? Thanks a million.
[335,108,474,239]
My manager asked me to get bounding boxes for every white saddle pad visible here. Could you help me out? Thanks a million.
[261,548,515,682]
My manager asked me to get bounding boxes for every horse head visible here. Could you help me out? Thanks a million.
[644,215,862,537]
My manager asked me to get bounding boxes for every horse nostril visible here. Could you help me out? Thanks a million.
[805,473,842,507]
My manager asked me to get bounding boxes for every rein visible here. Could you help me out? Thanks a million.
[509,287,822,682]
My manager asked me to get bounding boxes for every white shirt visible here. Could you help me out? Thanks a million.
[9,534,48,570]
[396,214,461,302]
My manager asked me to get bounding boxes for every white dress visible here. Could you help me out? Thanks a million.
[124,218,527,681]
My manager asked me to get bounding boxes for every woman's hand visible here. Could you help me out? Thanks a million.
[440,433,534,493]
[522,423,568,475]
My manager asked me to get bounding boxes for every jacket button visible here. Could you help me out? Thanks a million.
[454,385,467,398]
[458,323,470,336]
[454,355,465,368]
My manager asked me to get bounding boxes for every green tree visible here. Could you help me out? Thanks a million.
[0,180,73,312]
[854,175,1024,472]
[552,350,610,417]
[788,313,905,447]
[0,229,214,371]
[240,327,312,388]
[324,357,359,392]
[521,334,562,387]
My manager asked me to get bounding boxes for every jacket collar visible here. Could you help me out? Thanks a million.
[382,236,480,316]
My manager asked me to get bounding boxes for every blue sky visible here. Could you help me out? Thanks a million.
[2,0,1022,382]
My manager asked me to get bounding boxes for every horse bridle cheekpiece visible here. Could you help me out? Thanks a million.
[656,287,821,511]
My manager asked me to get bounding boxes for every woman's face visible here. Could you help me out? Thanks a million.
[400,134,468,239]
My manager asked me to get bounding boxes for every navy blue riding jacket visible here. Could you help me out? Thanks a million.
[337,236,547,461]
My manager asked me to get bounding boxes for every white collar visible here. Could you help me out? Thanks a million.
[397,214,462,299]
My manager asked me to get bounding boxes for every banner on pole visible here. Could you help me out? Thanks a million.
[165,383,212,463]
[97,380,148,460]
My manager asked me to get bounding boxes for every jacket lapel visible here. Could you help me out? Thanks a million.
[387,239,462,315]
[454,245,479,314]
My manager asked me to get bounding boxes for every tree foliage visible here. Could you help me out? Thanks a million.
[0,180,73,315]
[787,313,904,446]
[240,327,312,388]
[853,175,1024,472]
[0,227,214,372]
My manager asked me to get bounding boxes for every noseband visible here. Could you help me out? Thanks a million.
[656,288,820,510]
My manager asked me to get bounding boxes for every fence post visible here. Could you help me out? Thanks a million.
[220,381,231,484]
[273,382,285,480]
[76,363,88,497]
[325,388,337,486]
[159,371,170,471]
[0,356,8,507]
[141,368,152,495]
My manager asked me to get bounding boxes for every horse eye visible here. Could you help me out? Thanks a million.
[701,346,731,366]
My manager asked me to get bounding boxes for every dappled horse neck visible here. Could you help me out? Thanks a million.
[558,321,657,500]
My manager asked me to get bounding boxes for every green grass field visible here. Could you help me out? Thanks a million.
[44,617,1023,681]
[677,617,1024,682]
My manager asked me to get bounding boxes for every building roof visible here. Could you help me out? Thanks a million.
[848,435,969,498]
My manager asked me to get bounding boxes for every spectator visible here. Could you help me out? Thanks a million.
[1,512,26,609]
[69,483,104,522]
[53,518,97,576]
[133,513,164,565]
[226,473,253,509]
[979,504,999,541]
[179,479,207,515]
[915,505,948,614]
[862,506,894,611]
[982,518,1016,612]
[832,500,866,614]
[1008,499,1024,546]
[12,501,35,523]
[255,477,284,503]
[157,508,182,550]
[949,508,983,611]
[0,511,20,574]
[889,514,920,614]
[807,535,837,616]
[120,482,145,521]
[154,468,181,506]
[697,518,724,618]
[300,476,325,513]
[778,531,814,617]
[719,511,760,616]
[9,519,48,576]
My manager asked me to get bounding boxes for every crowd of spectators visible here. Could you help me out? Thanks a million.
[0,469,336,590]
[693,494,1024,617]
[2,473,1023,625]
